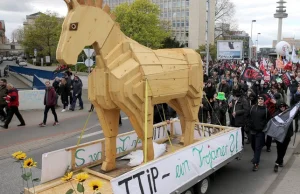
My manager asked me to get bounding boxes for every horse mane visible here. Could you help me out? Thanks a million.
[64,0,117,21]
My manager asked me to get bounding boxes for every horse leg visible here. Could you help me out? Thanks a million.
[168,99,185,141]
[177,96,199,146]
[94,106,120,171]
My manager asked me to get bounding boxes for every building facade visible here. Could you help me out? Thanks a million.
[0,20,6,44]
[103,0,216,49]
[23,12,43,27]
[273,37,300,49]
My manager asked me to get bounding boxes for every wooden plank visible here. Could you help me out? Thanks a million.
[146,69,189,80]
[107,50,132,70]
[188,65,202,93]
[133,52,161,65]
[147,78,189,97]
[104,42,123,65]
[83,168,113,181]
[140,65,164,75]
[130,42,152,53]
[101,24,125,57]
[110,58,140,79]
[71,149,76,170]
[162,64,189,72]
[154,50,186,61]
[158,57,188,65]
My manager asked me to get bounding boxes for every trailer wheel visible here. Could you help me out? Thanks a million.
[194,177,210,194]
[182,188,194,194]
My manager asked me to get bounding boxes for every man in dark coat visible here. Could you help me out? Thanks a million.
[70,76,83,111]
[0,83,25,129]
[229,89,250,145]
[153,103,170,124]
[0,79,8,121]
[198,94,209,123]
[273,103,294,172]
[249,95,271,171]
[39,81,59,127]
[218,78,230,99]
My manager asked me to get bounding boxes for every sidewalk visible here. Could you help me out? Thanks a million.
[266,138,300,194]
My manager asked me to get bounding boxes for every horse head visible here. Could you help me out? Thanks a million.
[56,0,115,65]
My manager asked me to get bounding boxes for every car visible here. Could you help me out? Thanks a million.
[7,57,13,61]
[0,57,2,64]
[3,57,7,61]
[18,59,27,66]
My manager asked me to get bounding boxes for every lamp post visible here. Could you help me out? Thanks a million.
[249,20,256,61]
[256,33,261,61]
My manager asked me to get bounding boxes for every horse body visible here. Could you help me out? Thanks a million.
[57,0,203,171]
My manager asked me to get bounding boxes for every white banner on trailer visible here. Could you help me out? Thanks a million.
[41,123,173,183]
[217,40,243,60]
[111,128,242,194]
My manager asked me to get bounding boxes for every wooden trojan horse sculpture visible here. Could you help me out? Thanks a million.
[57,0,203,172]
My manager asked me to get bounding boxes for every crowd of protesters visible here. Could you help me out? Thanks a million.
[154,58,299,173]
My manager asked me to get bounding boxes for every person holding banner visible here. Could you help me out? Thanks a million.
[249,95,271,171]
[273,103,294,173]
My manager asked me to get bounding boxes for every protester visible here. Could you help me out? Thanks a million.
[0,79,7,121]
[39,81,59,127]
[52,77,61,107]
[249,95,271,171]
[59,78,70,112]
[229,88,250,145]
[198,93,209,123]
[211,92,228,126]
[64,73,73,108]
[218,78,230,99]
[273,103,293,172]
[0,83,25,129]
[70,75,83,111]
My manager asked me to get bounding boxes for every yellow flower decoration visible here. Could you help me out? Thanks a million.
[23,158,37,168]
[75,173,89,182]
[12,151,23,158]
[15,153,27,160]
[89,180,102,191]
[61,172,73,182]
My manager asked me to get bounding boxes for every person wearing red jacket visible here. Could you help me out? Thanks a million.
[39,81,59,127]
[0,83,25,129]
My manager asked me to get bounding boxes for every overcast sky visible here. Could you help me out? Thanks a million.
[1,0,299,48]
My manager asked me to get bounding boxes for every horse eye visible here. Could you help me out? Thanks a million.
[69,23,78,31]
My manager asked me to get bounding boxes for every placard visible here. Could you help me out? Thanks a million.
[111,129,242,194]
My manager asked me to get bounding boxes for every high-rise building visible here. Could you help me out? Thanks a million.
[103,0,216,49]
[0,20,6,44]
[23,12,43,27]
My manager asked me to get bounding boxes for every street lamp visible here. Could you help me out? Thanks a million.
[249,20,256,61]
[256,33,261,60]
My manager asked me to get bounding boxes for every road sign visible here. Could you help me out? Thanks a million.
[45,56,50,63]
[34,49,37,57]
[83,49,95,58]
[85,59,93,67]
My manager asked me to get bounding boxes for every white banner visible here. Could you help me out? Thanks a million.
[41,124,171,183]
[111,129,242,194]
[217,40,243,60]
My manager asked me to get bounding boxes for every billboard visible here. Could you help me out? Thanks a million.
[217,40,243,60]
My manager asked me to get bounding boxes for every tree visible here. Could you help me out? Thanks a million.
[161,37,184,48]
[11,27,24,43]
[214,0,238,40]
[196,44,217,62]
[113,0,170,49]
[22,11,63,62]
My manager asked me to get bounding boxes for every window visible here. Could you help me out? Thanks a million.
[172,22,176,27]
[177,22,180,27]
[186,11,189,17]
[186,21,189,26]
[181,22,184,27]
[186,0,189,7]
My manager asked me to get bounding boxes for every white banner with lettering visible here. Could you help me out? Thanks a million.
[111,129,242,194]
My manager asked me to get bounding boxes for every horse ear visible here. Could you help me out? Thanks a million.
[95,0,103,8]
[77,0,85,5]
[103,4,111,14]
[63,0,72,10]
[70,0,80,8]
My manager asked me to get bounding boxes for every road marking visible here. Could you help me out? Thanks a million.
[122,117,128,120]
[78,130,103,139]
